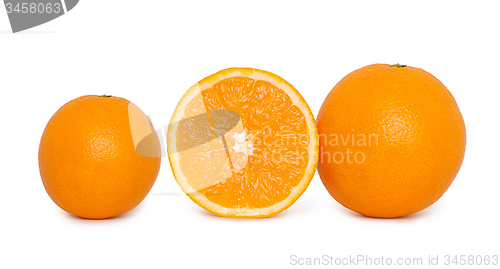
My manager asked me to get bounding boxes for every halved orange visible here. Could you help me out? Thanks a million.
[167,68,318,218]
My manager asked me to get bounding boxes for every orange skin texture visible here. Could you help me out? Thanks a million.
[317,64,466,218]
[39,95,161,219]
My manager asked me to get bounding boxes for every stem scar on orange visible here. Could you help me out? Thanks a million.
[317,64,466,218]
[38,95,161,219]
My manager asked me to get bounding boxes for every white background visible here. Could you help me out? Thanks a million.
[1,1,499,268]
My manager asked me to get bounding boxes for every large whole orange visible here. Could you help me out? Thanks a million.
[317,64,466,218]
[39,95,161,219]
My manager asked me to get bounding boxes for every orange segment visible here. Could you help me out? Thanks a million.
[198,170,247,209]
[168,68,318,218]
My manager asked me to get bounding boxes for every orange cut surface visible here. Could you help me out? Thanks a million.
[168,68,318,218]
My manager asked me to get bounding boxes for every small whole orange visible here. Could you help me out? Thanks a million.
[39,95,161,219]
[317,64,466,218]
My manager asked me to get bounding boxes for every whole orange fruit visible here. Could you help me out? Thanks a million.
[317,64,466,218]
[39,95,161,219]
